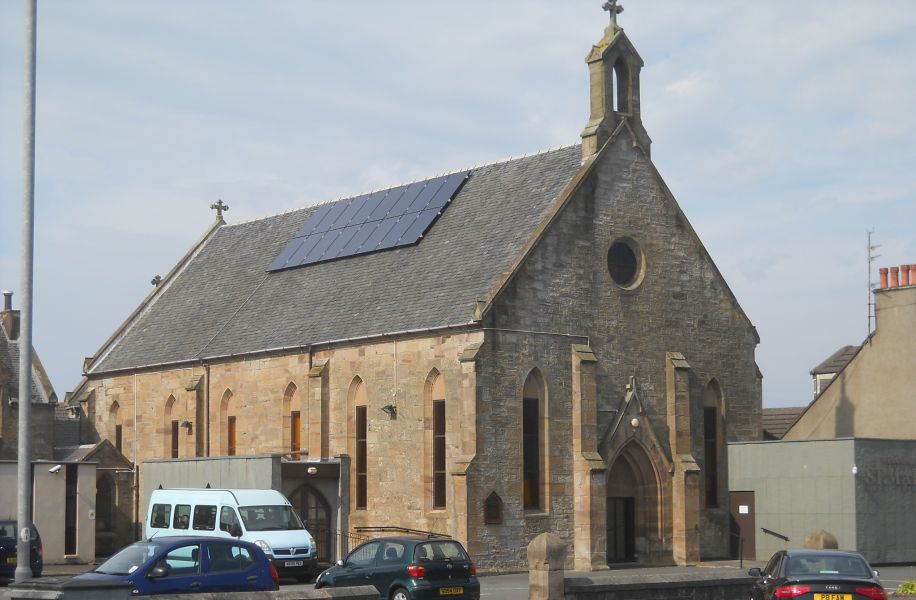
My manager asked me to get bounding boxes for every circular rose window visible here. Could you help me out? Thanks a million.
[607,238,644,288]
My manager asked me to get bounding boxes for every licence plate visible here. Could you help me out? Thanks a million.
[284,560,303,567]
[5,557,15,565]
[439,587,464,595]
[814,595,851,600]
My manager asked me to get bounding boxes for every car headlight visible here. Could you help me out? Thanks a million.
[254,540,273,556]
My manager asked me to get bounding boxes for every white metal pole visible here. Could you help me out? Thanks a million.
[15,0,37,583]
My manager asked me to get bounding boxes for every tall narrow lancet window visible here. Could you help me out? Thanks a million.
[349,378,369,510]
[219,389,235,456]
[109,401,122,453]
[522,369,547,511]
[282,383,300,459]
[356,406,367,509]
[424,369,448,510]
[171,420,180,458]
[704,379,725,507]
[227,416,237,456]
[291,411,301,460]
[164,395,177,458]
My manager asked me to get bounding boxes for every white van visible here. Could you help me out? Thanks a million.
[145,488,317,581]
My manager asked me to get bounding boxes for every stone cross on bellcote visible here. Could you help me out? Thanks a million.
[210,199,229,223]
[603,0,624,29]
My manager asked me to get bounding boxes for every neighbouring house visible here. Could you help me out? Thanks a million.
[71,14,762,570]
[809,346,858,398]
[730,263,916,564]
[0,290,100,564]
[761,408,804,441]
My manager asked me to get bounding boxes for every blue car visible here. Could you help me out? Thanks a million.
[74,536,279,595]
[0,520,43,581]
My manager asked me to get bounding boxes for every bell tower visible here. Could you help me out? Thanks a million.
[581,1,651,160]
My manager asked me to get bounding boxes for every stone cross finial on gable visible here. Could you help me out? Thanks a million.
[603,0,624,29]
[210,199,229,222]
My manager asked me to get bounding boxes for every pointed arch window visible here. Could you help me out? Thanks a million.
[423,369,448,510]
[355,406,367,509]
[282,383,301,460]
[704,379,725,507]
[109,401,122,453]
[349,378,369,510]
[219,390,236,456]
[522,369,547,511]
[164,395,178,458]
[484,492,503,525]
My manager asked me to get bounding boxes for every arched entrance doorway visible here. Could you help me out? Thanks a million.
[288,484,332,564]
[606,442,660,564]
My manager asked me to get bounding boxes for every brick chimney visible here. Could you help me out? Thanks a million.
[1,290,20,340]
[580,3,651,161]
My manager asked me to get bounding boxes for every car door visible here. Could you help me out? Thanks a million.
[140,543,203,596]
[371,540,407,595]
[760,552,785,600]
[202,541,261,592]
[335,541,381,590]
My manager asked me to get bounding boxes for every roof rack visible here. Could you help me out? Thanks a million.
[354,526,450,539]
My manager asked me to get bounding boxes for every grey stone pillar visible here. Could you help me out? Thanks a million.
[527,532,565,600]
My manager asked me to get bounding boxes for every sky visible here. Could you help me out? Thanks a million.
[1,1,914,409]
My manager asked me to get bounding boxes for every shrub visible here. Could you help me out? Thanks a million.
[897,581,916,596]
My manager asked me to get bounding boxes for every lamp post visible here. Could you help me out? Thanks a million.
[15,0,38,583]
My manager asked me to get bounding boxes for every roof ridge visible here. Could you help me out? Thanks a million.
[223,142,581,229]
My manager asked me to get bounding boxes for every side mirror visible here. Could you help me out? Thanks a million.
[336,559,344,567]
[873,569,880,578]
[148,562,170,579]
[230,523,242,538]
[748,567,763,577]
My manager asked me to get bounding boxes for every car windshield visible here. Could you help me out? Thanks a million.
[94,541,163,575]
[784,555,872,578]
[238,505,304,531]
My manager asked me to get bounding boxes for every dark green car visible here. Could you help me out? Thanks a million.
[315,536,479,600]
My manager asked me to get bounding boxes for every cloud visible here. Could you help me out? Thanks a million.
[2,0,915,406]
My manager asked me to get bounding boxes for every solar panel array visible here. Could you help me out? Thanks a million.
[268,170,469,272]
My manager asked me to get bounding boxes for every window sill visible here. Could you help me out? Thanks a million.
[524,510,550,519]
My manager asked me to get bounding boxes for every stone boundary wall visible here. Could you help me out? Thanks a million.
[4,581,376,600]
[565,575,755,600]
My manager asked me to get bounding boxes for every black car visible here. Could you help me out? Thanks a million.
[315,536,479,600]
[749,549,885,600]
[0,520,43,581]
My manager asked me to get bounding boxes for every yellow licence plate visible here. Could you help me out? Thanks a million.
[439,587,464,595]
[814,594,851,600]
[5,557,15,565]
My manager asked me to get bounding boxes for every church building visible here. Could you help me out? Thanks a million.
[73,8,761,570]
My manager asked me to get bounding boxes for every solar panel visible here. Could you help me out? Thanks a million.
[268,170,469,272]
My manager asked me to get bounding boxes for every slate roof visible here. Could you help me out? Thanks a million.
[810,345,860,375]
[0,323,46,403]
[90,145,583,374]
[761,407,805,440]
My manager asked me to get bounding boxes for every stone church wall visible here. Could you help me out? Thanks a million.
[476,134,761,566]
[85,330,484,549]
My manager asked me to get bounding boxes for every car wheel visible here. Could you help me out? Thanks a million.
[391,587,411,600]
